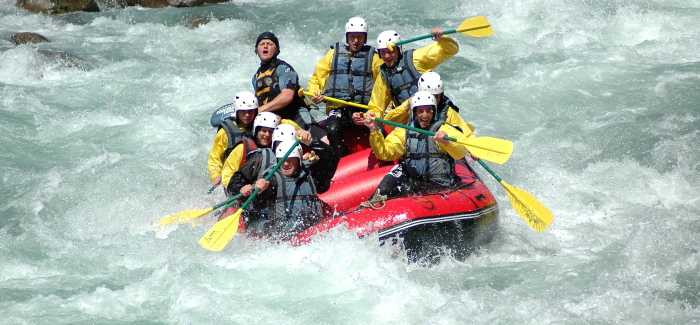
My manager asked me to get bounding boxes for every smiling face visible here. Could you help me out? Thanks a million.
[256,126,274,147]
[346,32,366,53]
[414,105,435,129]
[255,39,279,62]
[237,110,256,128]
[378,47,400,68]
[280,157,300,177]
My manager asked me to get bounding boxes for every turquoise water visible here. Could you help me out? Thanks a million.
[1,0,699,323]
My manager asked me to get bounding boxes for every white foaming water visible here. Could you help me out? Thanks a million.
[1,0,699,323]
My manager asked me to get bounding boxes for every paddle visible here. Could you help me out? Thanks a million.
[372,116,513,164]
[387,16,493,51]
[199,138,302,251]
[207,186,216,194]
[302,90,476,132]
[301,90,368,110]
[159,194,243,228]
[475,158,553,231]
[211,197,241,220]
[301,90,509,161]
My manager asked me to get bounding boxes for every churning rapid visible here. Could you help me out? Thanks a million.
[1,0,699,323]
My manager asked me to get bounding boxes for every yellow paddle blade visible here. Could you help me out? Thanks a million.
[456,136,513,164]
[199,209,242,251]
[160,207,214,228]
[500,180,553,231]
[457,16,493,38]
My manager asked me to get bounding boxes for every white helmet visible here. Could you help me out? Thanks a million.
[275,139,302,160]
[233,91,258,111]
[253,112,280,130]
[376,30,401,51]
[417,72,444,95]
[272,123,297,144]
[411,91,437,108]
[345,17,368,34]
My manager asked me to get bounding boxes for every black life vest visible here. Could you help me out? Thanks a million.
[437,94,459,123]
[253,58,308,120]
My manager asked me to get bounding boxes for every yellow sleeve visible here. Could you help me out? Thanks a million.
[437,124,471,159]
[367,76,391,118]
[306,49,334,95]
[412,36,459,73]
[221,144,244,188]
[382,98,411,131]
[369,129,406,161]
[207,129,229,180]
[371,53,383,80]
[446,108,475,135]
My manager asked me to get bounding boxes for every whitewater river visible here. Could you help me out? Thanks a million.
[1,0,698,323]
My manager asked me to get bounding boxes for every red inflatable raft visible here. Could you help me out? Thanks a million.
[293,148,500,263]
